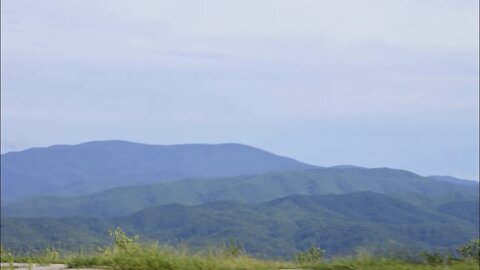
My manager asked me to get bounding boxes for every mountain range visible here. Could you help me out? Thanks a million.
[1,140,478,258]
[1,140,313,203]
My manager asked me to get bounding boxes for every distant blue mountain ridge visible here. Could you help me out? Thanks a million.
[1,140,478,217]
[1,140,314,203]
[1,140,478,258]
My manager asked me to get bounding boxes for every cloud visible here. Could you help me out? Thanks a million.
[2,0,478,63]
[1,0,478,179]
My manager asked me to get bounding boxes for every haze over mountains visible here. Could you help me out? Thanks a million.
[3,167,478,218]
[1,140,478,258]
[1,140,313,203]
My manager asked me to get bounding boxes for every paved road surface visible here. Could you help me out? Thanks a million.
[0,263,101,270]
[1,263,305,270]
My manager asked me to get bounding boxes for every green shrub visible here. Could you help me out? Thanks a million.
[419,251,445,266]
[109,227,139,251]
[68,255,108,268]
[295,246,324,265]
[223,239,244,257]
[457,239,480,261]
[14,247,62,265]
[0,246,14,263]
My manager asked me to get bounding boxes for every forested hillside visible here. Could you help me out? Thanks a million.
[2,192,478,258]
[4,167,477,218]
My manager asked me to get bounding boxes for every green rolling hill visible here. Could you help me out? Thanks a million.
[3,167,478,218]
[2,192,478,258]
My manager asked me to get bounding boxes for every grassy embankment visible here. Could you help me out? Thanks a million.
[1,229,478,270]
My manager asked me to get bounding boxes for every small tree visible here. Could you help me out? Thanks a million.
[109,227,139,250]
[457,239,480,261]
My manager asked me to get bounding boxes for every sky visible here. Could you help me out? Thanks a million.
[1,0,479,180]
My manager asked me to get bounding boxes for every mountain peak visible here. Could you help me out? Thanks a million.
[1,141,313,203]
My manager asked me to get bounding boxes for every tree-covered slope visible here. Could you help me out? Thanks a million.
[1,192,478,258]
[1,140,313,202]
[428,175,478,185]
[4,167,478,217]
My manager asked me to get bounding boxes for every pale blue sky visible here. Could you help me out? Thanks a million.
[1,0,479,179]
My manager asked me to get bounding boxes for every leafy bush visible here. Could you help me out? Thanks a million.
[0,246,14,263]
[419,251,445,266]
[223,239,244,257]
[295,246,324,265]
[40,248,60,262]
[109,227,139,250]
[457,239,480,261]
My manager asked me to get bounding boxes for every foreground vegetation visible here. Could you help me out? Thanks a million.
[1,229,478,270]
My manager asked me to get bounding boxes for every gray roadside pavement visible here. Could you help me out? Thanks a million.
[0,263,102,270]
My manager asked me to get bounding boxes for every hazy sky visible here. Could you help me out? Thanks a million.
[1,0,479,179]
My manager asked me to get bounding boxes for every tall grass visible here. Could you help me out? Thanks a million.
[65,228,293,270]
[2,230,479,270]
[67,242,293,270]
